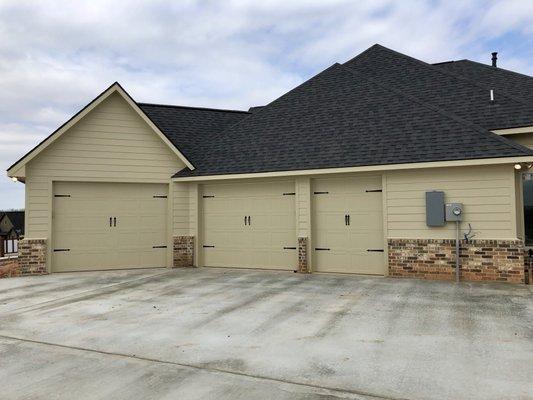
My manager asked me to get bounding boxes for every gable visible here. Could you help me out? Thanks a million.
[7,83,194,179]
[26,92,186,181]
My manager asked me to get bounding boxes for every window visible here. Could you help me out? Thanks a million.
[523,173,533,246]
[3,239,17,254]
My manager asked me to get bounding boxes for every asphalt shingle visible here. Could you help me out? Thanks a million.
[173,62,531,177]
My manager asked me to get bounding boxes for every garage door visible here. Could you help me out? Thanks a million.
[202,181,297,270]
[52,182,168,272]
[313,175,385,275]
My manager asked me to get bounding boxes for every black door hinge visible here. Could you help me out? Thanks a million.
[367,249,384,252]
[152,245,167,249]
[315,247,330,251]
[283,246,296,250]
[203,195,215,198]
[203,245,215,248]
[283,192,296,196]
[53,248,70,252]
[313,191,329,195]
[365,189,382,193]
[153,195,167,199]
[54,194,71,198]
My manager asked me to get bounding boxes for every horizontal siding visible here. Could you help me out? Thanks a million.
[385,165,516,239]
[506,132,533,149]
[25,92,184,238]
[173,182,190,236]
[296,177,310,238]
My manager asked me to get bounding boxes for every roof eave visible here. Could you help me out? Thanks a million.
[172,155,533,182]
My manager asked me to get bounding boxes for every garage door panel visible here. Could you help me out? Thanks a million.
[202,181,296,270]
[52,182,168,272]
[313,175,385,275]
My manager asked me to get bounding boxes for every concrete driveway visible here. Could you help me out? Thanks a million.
[0,268,531,400]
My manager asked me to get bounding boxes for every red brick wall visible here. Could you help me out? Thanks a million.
[18,239,47,276]
[388,239,524,283]
[173,236,194,267]
[0,256,20,278]
[298,237,308,273]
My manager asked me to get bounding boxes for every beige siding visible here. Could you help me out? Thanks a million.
[296,177,311,237]
[507,132,533,149]
[172,182,190,236]
[25,92,184,239]
[385,165,517,239]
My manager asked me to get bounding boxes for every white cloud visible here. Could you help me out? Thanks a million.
[0,0,532,209]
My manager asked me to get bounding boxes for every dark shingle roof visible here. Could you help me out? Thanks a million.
[173,63,531,178]
[138,103,249,166]
[343,44,533,130]
[434,59,533,106]
[0,211,24,236]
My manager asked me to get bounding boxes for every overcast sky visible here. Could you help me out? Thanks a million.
[1,0,533,210]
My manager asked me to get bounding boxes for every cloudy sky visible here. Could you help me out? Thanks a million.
[1,0,532,209]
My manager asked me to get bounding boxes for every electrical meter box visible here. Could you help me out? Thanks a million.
[426,191,445,226]
[445,203,463,222]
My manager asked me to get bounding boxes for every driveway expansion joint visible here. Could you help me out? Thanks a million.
[0,334,406,400]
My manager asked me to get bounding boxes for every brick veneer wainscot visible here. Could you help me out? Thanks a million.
[173,236,194,267]
[0,256,20,278]
[388,239,524,283]
[18,239,47,276]
[298,237,309,273]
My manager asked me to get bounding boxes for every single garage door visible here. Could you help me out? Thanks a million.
[52,182,168,272]
[202,180,297,270]
[313,175,385,275]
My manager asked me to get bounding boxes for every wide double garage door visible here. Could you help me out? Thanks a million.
[52,182,168,272]
[201,176,385,274]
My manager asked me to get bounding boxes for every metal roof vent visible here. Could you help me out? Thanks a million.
[491,52,498,67]
[490,89,495,104]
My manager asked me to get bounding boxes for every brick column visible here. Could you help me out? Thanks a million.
[173,236,194,268]
[298,237,309,273]
[18,239,47,276]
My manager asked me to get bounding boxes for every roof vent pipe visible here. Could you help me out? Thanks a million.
[490,89,495,103]
[491,52,498,67]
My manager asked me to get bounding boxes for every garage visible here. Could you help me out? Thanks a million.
[52,182,169,272]
[201,180,297,270]
[312,175,385,275]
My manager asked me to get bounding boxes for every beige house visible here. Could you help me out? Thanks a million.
[7,45,533,283]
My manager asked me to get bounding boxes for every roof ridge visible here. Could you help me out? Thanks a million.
[451,59,533,80]
[216,64,341,138]
[338,63,532,155]
[138,102,249,114]
[361,44,533,110]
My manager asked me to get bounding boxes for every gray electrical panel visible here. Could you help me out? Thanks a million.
[426,191,445,227]
[445,203,463,222]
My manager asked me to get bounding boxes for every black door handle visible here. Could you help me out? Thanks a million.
[109,217,112,227]
[344,215,348,226]
[244,216,247,226]
[347,214,350,226]
[248,216,251,226]
[114,217,117,227]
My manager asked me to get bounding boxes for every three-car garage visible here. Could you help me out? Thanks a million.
[50,176,386,275]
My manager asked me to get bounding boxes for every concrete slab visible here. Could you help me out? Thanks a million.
[0,268,167,312]
[0,268,531,400]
